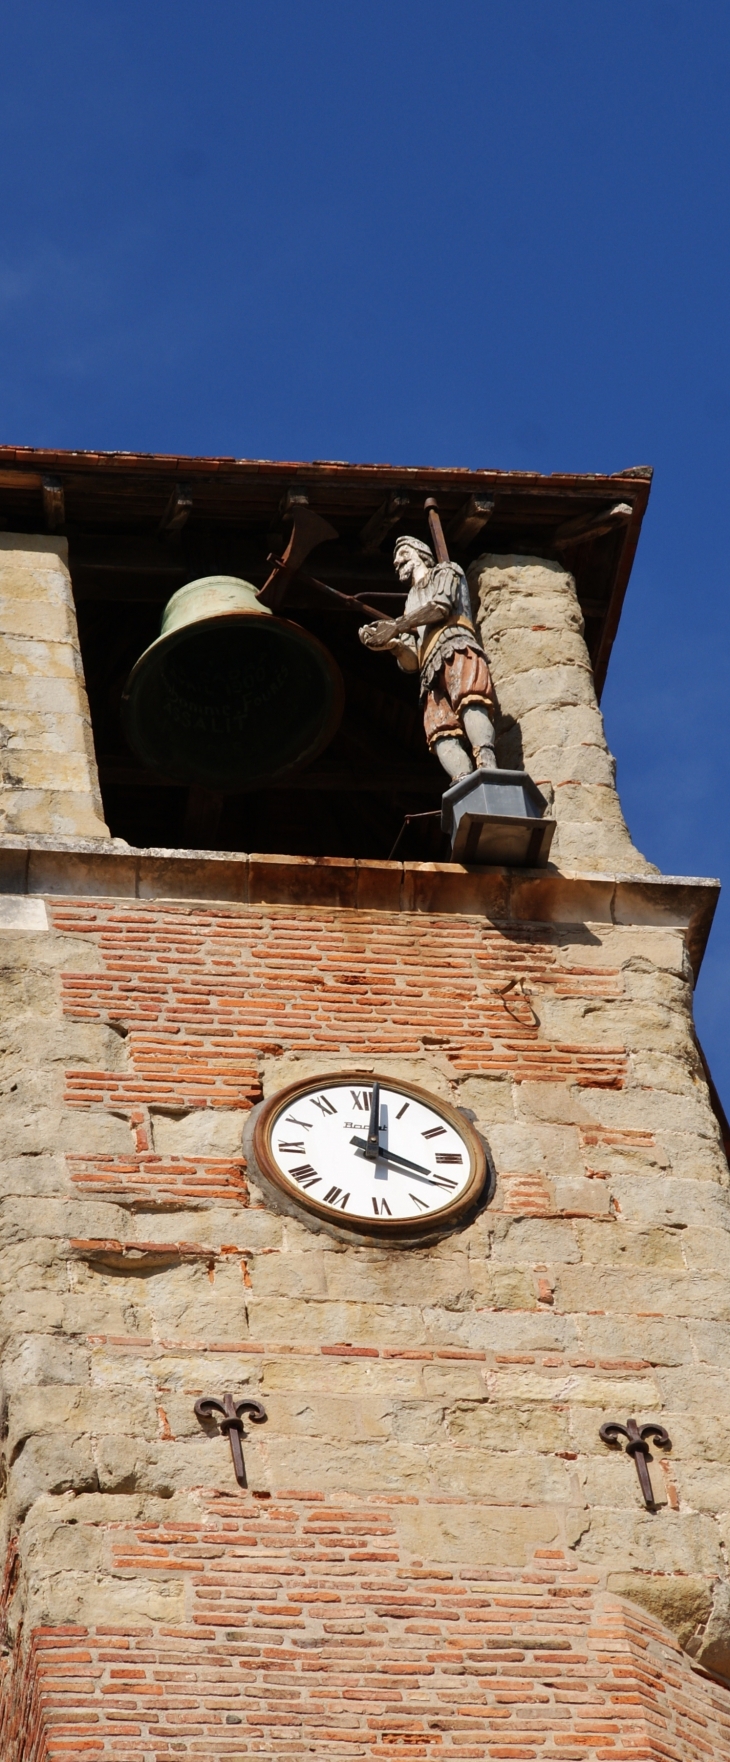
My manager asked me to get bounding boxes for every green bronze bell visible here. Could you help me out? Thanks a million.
[121,575,344,792]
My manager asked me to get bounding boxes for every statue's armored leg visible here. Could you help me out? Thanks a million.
[462,702,497,771]
[432,735,474,783]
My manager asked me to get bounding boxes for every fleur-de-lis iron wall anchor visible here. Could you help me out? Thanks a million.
[599,1417,672,1510]
[194,1394,267,1488]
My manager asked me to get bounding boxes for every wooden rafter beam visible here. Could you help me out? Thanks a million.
[447,494,494,550]
[42,476,65,532]
[554,501,633,549]
[159,482,193,536]
[359,491,410,553]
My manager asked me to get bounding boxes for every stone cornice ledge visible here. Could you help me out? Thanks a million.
[0,835,719,979]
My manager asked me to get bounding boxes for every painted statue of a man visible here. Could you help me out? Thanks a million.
[359,536,497,782]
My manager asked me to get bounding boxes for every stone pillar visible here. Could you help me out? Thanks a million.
[469,552,653,873]
[0,536,109,839]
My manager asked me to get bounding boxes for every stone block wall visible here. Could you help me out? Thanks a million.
[0,536,109,839]
[469,553,652,874]
[0,852,728,1758]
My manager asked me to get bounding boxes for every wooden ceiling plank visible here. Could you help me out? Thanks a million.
[0,470,43,489]
[592,502,649,701]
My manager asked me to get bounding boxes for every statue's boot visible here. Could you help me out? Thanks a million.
[432,736,474,783]
[462,703,497,771]
[474,746,498,770]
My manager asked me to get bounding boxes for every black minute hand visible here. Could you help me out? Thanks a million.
[365,1081,380,1160]
[350,1135,431,1177]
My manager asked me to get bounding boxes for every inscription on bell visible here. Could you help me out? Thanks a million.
[161,647,291,735]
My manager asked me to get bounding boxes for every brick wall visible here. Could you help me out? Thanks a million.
[1,880,729,1758]
[2,1502,730,1760]
[56,898,627,1104]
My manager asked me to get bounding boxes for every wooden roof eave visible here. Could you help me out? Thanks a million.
[0,446,653,699]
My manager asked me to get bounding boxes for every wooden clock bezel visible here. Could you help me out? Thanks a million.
[251,1070,489,1241]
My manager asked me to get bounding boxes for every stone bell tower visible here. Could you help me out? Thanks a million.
[0,447,729,1760]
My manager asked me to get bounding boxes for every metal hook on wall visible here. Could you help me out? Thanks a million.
[194,1393,268,1488]
[495,976,540,1027]
[600,1417,672,1510]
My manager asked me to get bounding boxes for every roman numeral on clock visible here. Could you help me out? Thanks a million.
[323,1186,350,1210]
[289,1164,321,1189]
[435,1152,463,1164]
[372,1196,392,1217]
[285,1114,312,1130]
[422,1125,446,1139]
[430,1174,458,1190]
[278,1140,306,1154]
[311,1095,337,1116]
[410,1192,429,1211]
[350,1090,372,1111]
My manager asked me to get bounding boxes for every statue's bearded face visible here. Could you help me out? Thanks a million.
[394,544,425,586]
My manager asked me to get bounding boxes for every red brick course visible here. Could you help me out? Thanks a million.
[54,901,626,1114]
[67,1153,246,1204]
[1,1498,729,1761]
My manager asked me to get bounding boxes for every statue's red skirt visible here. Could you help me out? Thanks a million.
[423,646,495,749]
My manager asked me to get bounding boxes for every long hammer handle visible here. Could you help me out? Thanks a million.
[302,573,392,622]
[424,497,450,563]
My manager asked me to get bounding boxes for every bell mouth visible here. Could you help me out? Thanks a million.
[121,579,344,793]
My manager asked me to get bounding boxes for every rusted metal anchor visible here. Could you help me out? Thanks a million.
[599,1417,672,1509]
[194,1394,267,1488]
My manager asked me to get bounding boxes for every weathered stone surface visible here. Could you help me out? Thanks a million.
[27,1565,186,1630]
[394,1500,561,1564]
[469,553,655,872]
[150,1107,247,1155]
[9,1433,99,1522]
[575,1507,725,1576]
[0,537,109,839]
[688,1577,730,1677]
[608,1572,714,1650]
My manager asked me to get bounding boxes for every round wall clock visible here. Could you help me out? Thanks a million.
[251,1072,489,1240]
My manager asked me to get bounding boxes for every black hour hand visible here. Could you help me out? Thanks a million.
[350,1135,431,1178]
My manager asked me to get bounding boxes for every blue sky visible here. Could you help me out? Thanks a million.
[1,1,729,1093]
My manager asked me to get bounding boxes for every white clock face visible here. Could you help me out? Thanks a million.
[253,1074,486,1236]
